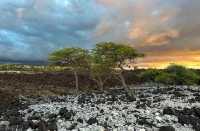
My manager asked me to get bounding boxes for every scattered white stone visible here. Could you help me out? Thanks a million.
[0,121,9,127]
[27,128,33,131]
[18,87,199,131]
[155,116,162,122]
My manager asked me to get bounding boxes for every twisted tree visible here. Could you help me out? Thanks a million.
[92,42,144,91]
[48,48,90,92]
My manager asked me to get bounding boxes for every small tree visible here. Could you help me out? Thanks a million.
[48,48,90,92]
[90,62,113,91]
[93,42,144,91]
[90,47,114,91]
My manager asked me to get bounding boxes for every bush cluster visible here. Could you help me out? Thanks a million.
[140,64,200,85]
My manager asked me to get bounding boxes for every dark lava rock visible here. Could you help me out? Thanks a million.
[28,120,39,129]
[137,117,155,127]
[163,107,178,116]
[181,108,193,116]
[140,98,148,103]
[9,116,24,126]
[101,122,109,129]
[173,91,186,97]
[27,109,33,113]
[100,109,104,114]
[139,93,151,98]
[77,118,83,123]
[59,107,68,116]
[178,115,200,130]
[87,117,98,125]
[38,120,48,131]
[59,108,74,120]
[193,93,200,97]
[26,120,56,131]
[195,95,200,102]
[152,88,169,94]
[78,94,94,104]
[159,126,175,131]
[125,94,136,102]
[48,114,57,120]
[193,107,200,118]
[78,95,87,104]
[174,87,184,92]
[108,88,126,96]
[47,120,57,131]
[188,98,196,103]
[127,110,140,114]
[163,107,200,130]
[28,113,41,121]
[136,99,151,109]
[107,95,118,102]
[153,96,166,103]
[136,102,147,109]
[68,123,77,130]
[96,99,106,104]
[22,122,30,130]
[122,106,128,110]
[164,107,199,117]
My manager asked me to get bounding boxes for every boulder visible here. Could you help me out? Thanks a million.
[163,107,178,116]
[159,126,175,131]
[47,120,57,131]
[59,108,74,120]
[77,118,83,123]
[87,117,98,125]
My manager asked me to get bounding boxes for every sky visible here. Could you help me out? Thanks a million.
[0,0,200,68]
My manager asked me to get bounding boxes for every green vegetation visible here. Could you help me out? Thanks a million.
[155,72,175,85]
[48,48,90,92]
[166,64,200,85]
[93,42,143,88]
[89,57,112,91]
[92,42,144,90]
[0,42,200,92]
[140,69,161,83]
[90,46,113,91]
[140,64,200,86]
[48,42,143,92]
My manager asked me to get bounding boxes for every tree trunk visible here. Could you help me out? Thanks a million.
[119,72,128,90]
[119,72,135,97]
[97,77,104,91]
[73,71,79,92]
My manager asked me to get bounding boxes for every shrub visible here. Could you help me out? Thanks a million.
[140,69,161,83]
[167,64,200,85]
[155,72,175,85]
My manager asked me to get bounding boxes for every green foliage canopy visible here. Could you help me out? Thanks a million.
[48,48,90,70]
[93,42,144,70]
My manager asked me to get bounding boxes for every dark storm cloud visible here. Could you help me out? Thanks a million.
[0,0,200,67]
[0,0,103,61]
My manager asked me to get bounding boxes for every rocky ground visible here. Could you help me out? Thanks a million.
[1,86,200,131]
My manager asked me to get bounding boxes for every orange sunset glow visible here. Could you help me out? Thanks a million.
[135,51,200,69]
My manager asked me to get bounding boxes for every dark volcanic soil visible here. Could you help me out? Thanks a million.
[0,71,140,97]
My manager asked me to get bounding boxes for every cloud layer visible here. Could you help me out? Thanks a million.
[0,0,200,67]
